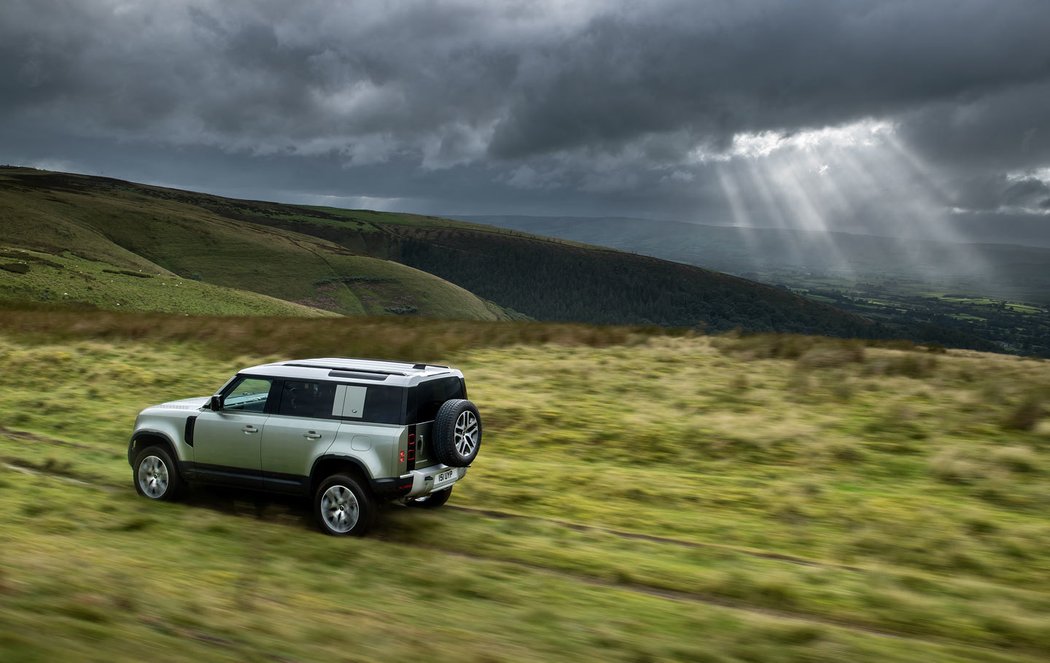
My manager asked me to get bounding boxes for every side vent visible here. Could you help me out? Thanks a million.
[185,415,198,447]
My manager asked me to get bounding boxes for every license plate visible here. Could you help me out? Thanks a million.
[435,469,456,486]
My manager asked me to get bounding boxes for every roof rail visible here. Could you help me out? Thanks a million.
[282,359,449,372]
[282,362,406,376]
[327,370,393,381]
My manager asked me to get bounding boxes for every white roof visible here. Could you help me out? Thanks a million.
[239,357,461,387]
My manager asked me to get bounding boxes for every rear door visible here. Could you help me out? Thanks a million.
[408,377,466,468]
[261,379,341,479]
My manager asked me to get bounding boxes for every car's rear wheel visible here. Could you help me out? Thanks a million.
[133,445,183,501]
[408,486,453,509]
[433,399,482,467]
[315,474,374,536]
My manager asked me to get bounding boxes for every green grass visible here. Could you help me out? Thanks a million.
[1,315,1049,661]
[0,248,334,317]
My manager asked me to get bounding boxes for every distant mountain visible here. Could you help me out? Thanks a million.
[0,166,923,343]
[462,215,1050,305]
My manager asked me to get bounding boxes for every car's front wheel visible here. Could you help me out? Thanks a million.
[315,474,375,536]
[133,446,183,501]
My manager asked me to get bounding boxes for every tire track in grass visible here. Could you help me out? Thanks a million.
[0,425,100,451]
[448,504,869,573]
[404,544,1045,662]
[0,425,1043,593]
[0,425,867,573]
[2,457,1046,660]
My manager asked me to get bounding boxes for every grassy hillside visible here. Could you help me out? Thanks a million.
[0,248,335,317]
[0,167,895,340]
[0,168,512,321]
[2,312,1049,661]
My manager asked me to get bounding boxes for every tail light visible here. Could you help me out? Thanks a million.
[406,431,417,471]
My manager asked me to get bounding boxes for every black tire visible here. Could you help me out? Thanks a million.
[432,399,482,467]
[132,445,184,501]
[408,486,453,509]
[314,474,375,536]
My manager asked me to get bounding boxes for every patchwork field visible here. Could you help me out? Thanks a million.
[1,314,1048,662]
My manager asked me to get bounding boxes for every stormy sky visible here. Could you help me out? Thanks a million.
[2,0,1049,239]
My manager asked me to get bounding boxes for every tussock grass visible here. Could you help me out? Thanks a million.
[1004,395,1045,431]
[1,317,1050,660]
[0,306,674,361]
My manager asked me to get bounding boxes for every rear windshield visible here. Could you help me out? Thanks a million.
[406,376,466,423]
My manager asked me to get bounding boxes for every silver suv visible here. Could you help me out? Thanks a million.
[127,358,482,536]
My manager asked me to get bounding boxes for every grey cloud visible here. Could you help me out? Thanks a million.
[0,0,1049,224]
[488,0,1050,162]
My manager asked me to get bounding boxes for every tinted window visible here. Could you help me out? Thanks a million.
[277,380,337,419]
[361,385,405,425]
[407,377,466,423]
[222,376,273,413]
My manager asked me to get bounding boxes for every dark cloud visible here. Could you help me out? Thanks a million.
[0,0,1048,227]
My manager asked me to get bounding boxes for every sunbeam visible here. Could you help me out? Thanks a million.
[705,119,994,292]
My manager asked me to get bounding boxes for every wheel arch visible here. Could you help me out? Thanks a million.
[128,430,178,466]
[309,455,373,496]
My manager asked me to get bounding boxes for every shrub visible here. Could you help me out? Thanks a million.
[821,440,866,463]
[991,445,1039,473]
[929,447,983,484]
[863,354,938,379]
[1004,396,1043,431]
[796,345,865,369]
[714,333,818,360]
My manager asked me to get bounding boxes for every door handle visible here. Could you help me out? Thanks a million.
[304,431,322,440]
[242,425,259,434]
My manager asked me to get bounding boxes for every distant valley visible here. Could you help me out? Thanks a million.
[465,215,1050,356]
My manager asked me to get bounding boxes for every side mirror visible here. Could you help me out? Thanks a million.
[209,395,223,411]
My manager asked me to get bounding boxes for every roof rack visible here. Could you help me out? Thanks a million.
[282,358,449,372]
[282,362,406,376]
[327,370,393,381]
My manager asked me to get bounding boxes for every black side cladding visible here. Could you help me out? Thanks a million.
[184,415,198,447]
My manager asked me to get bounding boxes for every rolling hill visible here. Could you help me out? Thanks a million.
[0,168,517,321]
[0,167,989,348]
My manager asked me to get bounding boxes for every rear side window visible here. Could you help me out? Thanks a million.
[407,377,466,423]
[360,386,405,425]
[276,380,337,419]
[276,380,405,424]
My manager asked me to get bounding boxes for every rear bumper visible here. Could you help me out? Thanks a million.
[370,465,468,500]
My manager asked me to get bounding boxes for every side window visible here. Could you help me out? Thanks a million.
[362,386,405,425]
[222,377,273,413]
[329,384,405,424]
[277,380,337,419]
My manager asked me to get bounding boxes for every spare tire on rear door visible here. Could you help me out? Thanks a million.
[432,399,482,467]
